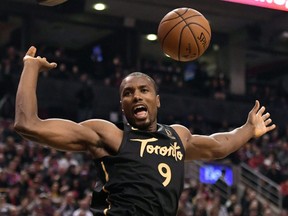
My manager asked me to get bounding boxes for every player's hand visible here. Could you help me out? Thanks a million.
[247,100,276,138]
[23,46,57,72]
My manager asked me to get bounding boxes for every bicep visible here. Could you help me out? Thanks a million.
[171,124,224,161]
[20,118,100,152]
[172,124,216,160]
[185,135,222,161]
[174,124,243,161]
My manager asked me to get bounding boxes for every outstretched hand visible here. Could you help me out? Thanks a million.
[247,100,276,138]
[23,46,57,72]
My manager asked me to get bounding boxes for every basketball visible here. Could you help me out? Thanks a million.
[36,0,68,6]
[157,8,211,62]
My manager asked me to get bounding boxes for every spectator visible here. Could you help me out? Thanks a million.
[212,169,230,205]
[19,188,38,215]
[30,192,55,216]
[265,161,283,184]
[72,196,93,216]
[248,147,264,170]
[0,192,15,216]
[177,188,193,216]
[231,203,243,216]
[225,193,238,215]
[55,191,78,216]
[208,195,228,216]
[280,178,288,210]
[75,74,94,122]
[192,194,208,216]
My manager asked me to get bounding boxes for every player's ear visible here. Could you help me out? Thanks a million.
[156,95,160,108]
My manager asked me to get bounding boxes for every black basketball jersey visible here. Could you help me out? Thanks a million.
[90,123,185,216]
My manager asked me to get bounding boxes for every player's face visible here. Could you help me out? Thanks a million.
[120,76,160,131]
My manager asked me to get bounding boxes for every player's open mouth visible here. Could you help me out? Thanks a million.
[133,105,147,119]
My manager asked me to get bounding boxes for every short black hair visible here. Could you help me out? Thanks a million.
[119,72,158,94]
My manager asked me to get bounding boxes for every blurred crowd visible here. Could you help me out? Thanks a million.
[1,44,287,105]
[178,179,284,216]
[0,119,97,216]
[1,115,288,215]
[0,43,288,215]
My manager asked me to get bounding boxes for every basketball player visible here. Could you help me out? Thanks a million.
[14,46,276,215]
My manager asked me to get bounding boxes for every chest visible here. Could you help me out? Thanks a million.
[94,126,185,189]
[120,132,184,163]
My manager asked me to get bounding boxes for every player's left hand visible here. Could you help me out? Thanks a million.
[247,100,276,138]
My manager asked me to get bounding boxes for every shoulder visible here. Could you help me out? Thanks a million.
[170,124,191,136]
[170,124,192,149]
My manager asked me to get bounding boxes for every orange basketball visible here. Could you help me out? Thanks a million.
[157,8,211,62]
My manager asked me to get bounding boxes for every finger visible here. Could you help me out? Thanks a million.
[251,100,260,114]
[257,106,266,116]
[266,124,276,131]
[262,112,270,120]
[50,62,57,68]
[265,118,272,126]
[26,46,36,57]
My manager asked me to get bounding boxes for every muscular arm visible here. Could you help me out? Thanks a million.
[173,100,276,161]
[14,46,121,153]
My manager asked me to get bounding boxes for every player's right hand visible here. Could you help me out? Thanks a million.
[23,46,57,72]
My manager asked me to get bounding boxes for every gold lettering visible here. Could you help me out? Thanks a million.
[147,145,154,154]
[131,138,158,157]
[158,163,171,187]
[159,146,168,156]
[177,151,183,161]
[131,139,184,161]
[154,145,160,154]
[171,142,182,161]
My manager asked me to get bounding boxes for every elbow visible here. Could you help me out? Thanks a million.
[14,121,29,135]
[14,111,39,135]
[14,119,36,135]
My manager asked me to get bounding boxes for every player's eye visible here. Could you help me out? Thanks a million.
[123,91,132,97]
[141,88,149,93]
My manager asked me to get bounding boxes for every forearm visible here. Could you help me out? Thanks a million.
[14,62,40,130]
[211,123,254,158]
[185,100,275,161]
[13,47,91,152]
